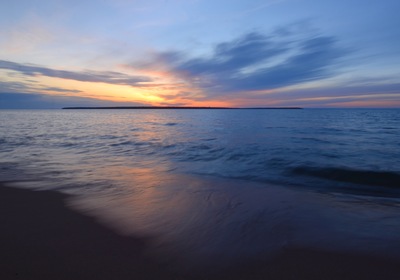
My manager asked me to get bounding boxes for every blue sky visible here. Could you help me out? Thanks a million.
[1,0,399,108]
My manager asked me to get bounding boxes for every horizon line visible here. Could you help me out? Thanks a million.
[62,106,303,110]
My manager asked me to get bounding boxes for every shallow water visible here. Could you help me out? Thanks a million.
[1,108,400,264]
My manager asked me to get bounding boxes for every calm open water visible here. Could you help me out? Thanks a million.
[1,108,400,266]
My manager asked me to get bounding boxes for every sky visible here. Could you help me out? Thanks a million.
[1,0,400,108]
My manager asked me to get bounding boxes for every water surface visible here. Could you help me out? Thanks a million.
[1,108,400,265]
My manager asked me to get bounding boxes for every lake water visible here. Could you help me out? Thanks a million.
[1,108,400,266]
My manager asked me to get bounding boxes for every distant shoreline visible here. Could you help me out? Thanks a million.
[62,106,303,110]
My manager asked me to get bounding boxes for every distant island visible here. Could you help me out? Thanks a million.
[62,106,302,110]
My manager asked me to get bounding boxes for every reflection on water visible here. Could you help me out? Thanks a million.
[69,166,400,267]
[1,109,400,195]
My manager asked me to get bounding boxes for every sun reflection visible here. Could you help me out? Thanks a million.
[70,166,204,239]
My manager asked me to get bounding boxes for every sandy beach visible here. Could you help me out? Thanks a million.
[1,181,400,280]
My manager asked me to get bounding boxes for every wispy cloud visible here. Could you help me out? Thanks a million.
[41,86,82,93]
[277,81,400,105]
[153,29,348,95]
[0,60,153,86]
[0,80,82,94]
[222,80,400,107]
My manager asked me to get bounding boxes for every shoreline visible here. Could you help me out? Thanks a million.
[1,181,400,280]
[0,182,179,280]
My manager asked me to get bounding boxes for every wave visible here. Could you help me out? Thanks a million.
[290,166,400,188]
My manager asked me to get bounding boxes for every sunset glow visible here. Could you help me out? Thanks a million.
[1,0,399,108]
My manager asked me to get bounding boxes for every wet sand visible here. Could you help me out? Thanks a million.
[1,182,400,280]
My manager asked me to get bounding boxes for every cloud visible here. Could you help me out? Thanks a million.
[0,80,82,94]
[41,87,81,93]
[0,92,146,109]
[0,60,153,86]
[155,30,348,94]
[224,80,400,107]
[280,81,400,106]
[0,80,34,93]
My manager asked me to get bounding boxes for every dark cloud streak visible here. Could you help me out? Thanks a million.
[0,60,152,86]
[0,80,82,94]
[174,32,288,76]
[158,31,348,93]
